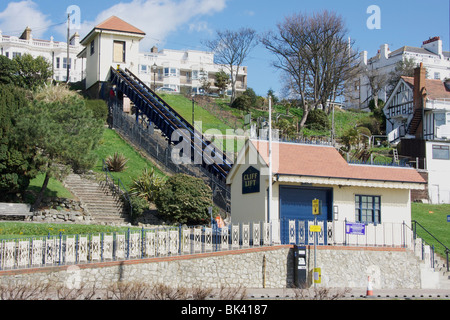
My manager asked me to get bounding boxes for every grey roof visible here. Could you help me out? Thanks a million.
[388,46,440,58]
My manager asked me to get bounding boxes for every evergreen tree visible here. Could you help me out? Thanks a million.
[13,53,53,90]
[0,84,39,201]
[15,85,104,209]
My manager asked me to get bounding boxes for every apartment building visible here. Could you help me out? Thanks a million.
[137,46,248,95]
[0,26,83,83]
[346,36,450,109]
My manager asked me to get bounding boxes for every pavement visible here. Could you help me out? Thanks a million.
[244,287,450,300]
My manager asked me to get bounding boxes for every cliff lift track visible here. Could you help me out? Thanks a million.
[109,67,233,181]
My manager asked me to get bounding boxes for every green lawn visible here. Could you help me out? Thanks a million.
[160,93,233,132]
[25,174,75,204]
[92,128,167,189]
[411,203,450,258]
[0,222,139,239]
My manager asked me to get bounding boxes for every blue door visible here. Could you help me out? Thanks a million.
[279,186,332,244]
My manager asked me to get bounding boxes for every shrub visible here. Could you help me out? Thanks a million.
[305,109,330,131]
[231,94,253,112]
[128,194,149,219]
[129,167,165,203]
[105,152,128,172]
[85,99,108,122]
[154,174,213,225]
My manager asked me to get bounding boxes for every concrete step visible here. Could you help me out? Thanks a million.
[63,173,129,225]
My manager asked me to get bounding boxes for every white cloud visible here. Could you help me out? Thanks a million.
[77,0,228,50]
[0,0,52,38]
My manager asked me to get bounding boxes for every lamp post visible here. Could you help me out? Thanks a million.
[192,94,195,125]
[152,63,157,91]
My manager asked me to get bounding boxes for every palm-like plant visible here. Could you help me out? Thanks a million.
[129,167,165,203]
[105,152,128,172]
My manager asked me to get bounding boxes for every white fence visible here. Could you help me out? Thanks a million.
[0,220,416,271]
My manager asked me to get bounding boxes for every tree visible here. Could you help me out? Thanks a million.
[205,28,258,104]
[155,174,213,225]
[363,65,389,111]
[261,10,359,128]
[0,56,18,85]
[386,58,417,97]
[13,53,52,90]
[214,69,230,97]
[0,84,40,201]
[15,84,104,210]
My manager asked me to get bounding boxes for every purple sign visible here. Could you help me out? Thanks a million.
[346,222,365,235]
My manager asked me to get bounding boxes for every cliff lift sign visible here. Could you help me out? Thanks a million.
[242,166,260,194]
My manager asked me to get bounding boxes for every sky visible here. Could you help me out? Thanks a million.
[0,0,449,96]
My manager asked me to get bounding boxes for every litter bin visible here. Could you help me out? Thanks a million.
[293,245,307,288]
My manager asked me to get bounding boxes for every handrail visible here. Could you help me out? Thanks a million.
[109,67,232,178]
[412,220,449,272]
[102,159,133,216]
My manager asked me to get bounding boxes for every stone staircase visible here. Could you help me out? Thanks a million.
[434,255,450,289]
[63,173,130,225]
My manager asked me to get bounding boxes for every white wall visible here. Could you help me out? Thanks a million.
[426,141,450,203]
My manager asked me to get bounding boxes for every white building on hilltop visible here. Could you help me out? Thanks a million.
[78,16,247,97]
[346,36,450,109]
[138,46,247,95]
[0,26,84,83]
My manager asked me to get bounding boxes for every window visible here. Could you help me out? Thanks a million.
[12,52,21,58]
[164,67,178,77]
[355,195,381,224]
[140,64,148,73]
[434,72,441,80]
[56,57,60,69]
[432,145,450,160]
[113,41,126,63]
[63,58,71,70]
[90,40,95,56]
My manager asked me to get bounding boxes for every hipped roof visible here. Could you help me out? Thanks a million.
[251,140,426,185]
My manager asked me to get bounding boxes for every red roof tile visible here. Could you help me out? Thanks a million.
[95,16,145,35]
[401,76,450,100]
[251,140,426,184]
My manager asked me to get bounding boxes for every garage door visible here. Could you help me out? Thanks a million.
[279,186,332,244]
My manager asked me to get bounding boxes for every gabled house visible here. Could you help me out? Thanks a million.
[383,63,450,203]
[78,16,146,98]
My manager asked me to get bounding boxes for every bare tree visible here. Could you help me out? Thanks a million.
[261,11,359,128]
[204,28,258,104]
[363,64,389,110]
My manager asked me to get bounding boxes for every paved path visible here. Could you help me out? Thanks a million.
[244,287,450,300]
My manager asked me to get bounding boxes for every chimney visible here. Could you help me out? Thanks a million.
[422,36,443,56]
[380,44,389,59]
[20,26,32,40]
[360,51,368,65]
[151,46,158,53]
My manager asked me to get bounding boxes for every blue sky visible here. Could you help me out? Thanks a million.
[0,0,449,96]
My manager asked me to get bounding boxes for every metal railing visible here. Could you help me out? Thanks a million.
[101,159,133,216]
[0,218,440,271]
[108,100,230,212]
[412,220,449,272]
[0,221,272,271]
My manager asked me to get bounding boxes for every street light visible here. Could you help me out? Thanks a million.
[152,63,157,91]
[191,93,195,125]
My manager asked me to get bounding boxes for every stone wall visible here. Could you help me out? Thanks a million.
[0,246,424,290]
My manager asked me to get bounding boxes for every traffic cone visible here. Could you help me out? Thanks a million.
[366,276,373,297]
